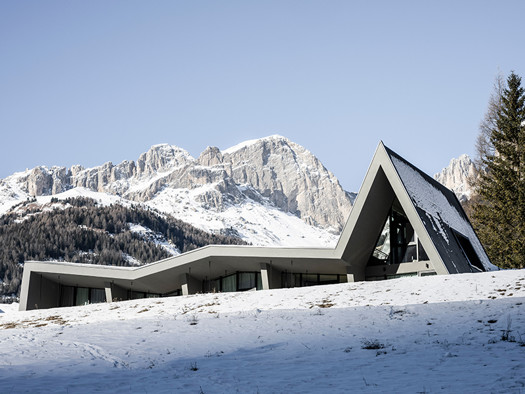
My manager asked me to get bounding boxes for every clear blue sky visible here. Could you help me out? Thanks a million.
[1,1,524,192]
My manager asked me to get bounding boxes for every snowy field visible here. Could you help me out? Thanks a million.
[1,270,524,393]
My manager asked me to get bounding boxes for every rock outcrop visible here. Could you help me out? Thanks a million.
[434,154,477,202]
[0,136,354,232]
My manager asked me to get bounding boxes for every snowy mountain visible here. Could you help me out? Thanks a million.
[0,136,354,247]
[434,154,477,202]
[1,269,524,392]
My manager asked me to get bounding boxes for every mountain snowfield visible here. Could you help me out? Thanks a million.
[1,269,524,393]
[0,136,351,248]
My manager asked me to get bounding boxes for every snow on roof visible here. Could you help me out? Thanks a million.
[390,153,496,271]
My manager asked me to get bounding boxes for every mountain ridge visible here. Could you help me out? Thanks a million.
[0,136,354,247]
[1,136,477,247]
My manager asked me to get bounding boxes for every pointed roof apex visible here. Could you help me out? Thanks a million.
[336,143,495,278]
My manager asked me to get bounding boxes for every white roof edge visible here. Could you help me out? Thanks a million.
[24,243,338,278]
[333,141,385,257]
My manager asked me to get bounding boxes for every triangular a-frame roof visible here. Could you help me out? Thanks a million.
[334,142,495,279]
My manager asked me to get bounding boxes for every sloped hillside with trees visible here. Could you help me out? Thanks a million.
[0,197,246,300]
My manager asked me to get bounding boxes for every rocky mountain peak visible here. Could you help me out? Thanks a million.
[0,136,354,244]
[219,135,350,229]
[434,154,476,202]
[198,147,224,166]
[136,144,194,176]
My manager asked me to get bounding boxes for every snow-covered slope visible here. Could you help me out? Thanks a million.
[0,136,353,247]
[1,269,524,393]
[434,154,477,202]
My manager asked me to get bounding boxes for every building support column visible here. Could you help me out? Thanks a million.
[104,282,112,303]
[107,282,128,301]
[180,273,202,296]
[260,263,281,290]
[346,265,365,282]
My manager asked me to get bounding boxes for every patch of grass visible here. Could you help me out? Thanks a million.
[316,299,334,308]
[0,322,19,329]
[361,340,385,350]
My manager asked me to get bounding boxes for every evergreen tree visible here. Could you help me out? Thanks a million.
[0,197,247,299]
[472,71,525,268]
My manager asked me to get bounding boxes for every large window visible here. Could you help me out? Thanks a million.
[60,286,107,307]
[90,288,106,304]
[453,230,485,272]
[238,272,258,291]
[222,274,237,292]
[369,202,428,266]
[76,287,90,306]
[281,272,347,288]
[60,286,75,307]
[204,272,262,293]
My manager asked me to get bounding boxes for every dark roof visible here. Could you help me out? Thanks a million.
[385,145,493,273]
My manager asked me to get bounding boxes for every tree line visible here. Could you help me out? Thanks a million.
[0,197,246,300]
[468,71,525,269]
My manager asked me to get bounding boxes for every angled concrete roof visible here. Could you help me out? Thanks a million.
[19,142,495,311]
[335,142,494,276]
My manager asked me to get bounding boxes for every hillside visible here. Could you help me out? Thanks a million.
[0,197,246,300]
[1,270,524,393]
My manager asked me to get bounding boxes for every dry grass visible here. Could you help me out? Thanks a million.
[0,314,68,330]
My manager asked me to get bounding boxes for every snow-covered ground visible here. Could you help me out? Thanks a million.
[1,270,524,393]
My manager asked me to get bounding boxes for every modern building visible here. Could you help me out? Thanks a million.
[19,142,495,311]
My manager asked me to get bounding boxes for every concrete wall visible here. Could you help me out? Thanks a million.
[24,273,60,311]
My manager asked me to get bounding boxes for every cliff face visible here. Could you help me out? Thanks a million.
[0,136,354,237]
[434,154,477,202]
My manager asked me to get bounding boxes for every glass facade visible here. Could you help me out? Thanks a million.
[75,287,89,306]
[452,230,485,272]
[60,285,106,307]
[367,272,418,281]
[90,288,106,304]
[281,272,347,288]
[204,272,263,293]
[60,285,75,307]
[366,199,435,281]
[59,284,161,307]
[369,202,428,267]
[128,290,161,299]
[222,274,237,292]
